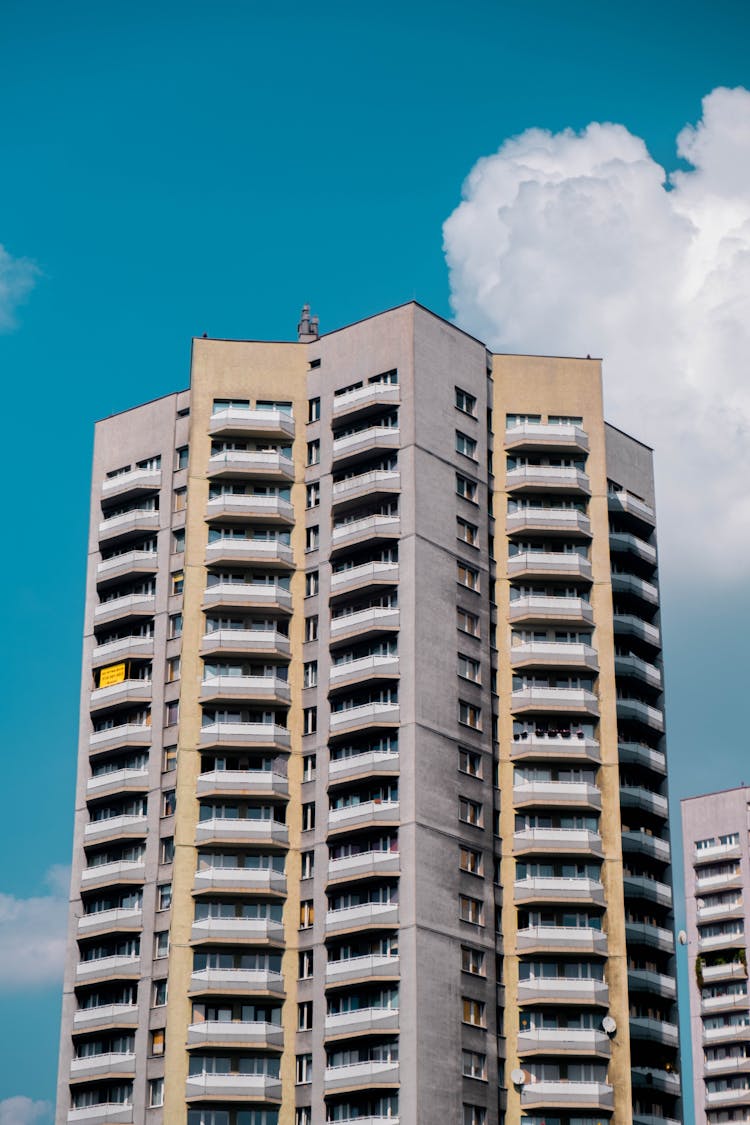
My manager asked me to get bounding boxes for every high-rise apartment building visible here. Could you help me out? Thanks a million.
[56,302,681,1125]
[682,788,750,1125]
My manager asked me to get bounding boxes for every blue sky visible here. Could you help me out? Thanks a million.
[1,0,748,1116]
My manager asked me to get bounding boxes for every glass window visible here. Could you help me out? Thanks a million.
[149,1078,164,1108]
[459,748,482,777]
[458,654,481,683]
[457,562,480,591]
[457,517,479,547]
[307,440,320,466]
[456,431,478,459]
[456,473,478,502]
[305,571,319,597]
[308,398,320,423]
[150,1029,165,1057]
[456,387,477,416]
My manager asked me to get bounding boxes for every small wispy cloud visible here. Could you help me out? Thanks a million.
[0,1098,52,1125]
[443,86,750,588]
[0,242,38,331]
[0,866,69,990]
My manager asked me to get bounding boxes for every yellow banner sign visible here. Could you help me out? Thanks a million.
[100,662,126,688]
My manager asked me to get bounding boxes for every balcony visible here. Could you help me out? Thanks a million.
[506,508,591,538]
[332,470,401,508]
[324,1059,400,1091]
[510,734,600,764]
[328,750,400,785]
[517,977,609,1005]
[329,703,400,736]
[517,1028,610,1056]
[91,635,154,667]
[208,407,295,439]
[205,494,294,523]
[506,465,590,493]
[324,1006,399,1038]
[94,594,156,627]
[67,1105,133,1124]
[70,1052,136,1080]
[511,687,599,716]
[189,967,284,995]
[186,1020,283,1049]
[705,1087,750,1108]
[520,1081,613,1111]
[514,877,605,906]
[205,538,293,568]
[77,907,143,937]
[614,653,662,690]
[190,916,284,943]
[608,489,656,528]
[89,680,152,714]
[702,990,749,1013]
[612,572,659,606]
[207,450,294,480]
[80,860,146,890]
[199,676,291,706]
[325,954,400,986]
[325,902,399,935]
[697,870,744,893]
[511,642,598,672]
[98,509,160,544]
[697,898,744,923]
[185,1073,281,1101]
[513,780,601,810]
[630,1016,679,1046]
[331,561,399,598]
[516,925,607,955]
[196,770,289,799]
[616,698,665,733]
[621,830,670,863]
[332,382,400,420]
[513,828,602,857]
[703,1022,750,1045]
[199,722,291,751]
[328,801,400,834]
[625,921,674,954]
[609,531,657,566]
[85,768,149,800]
[620,785,669,818]
[327,850,400,883]
[75,955,141,982]
[96,550,158,585]
[331,514,400,553]
[694,840,742,863]
[618,741,666,775]
[83,815,148,844]
[202,582,292,614]
[505,421,589,452]
[623,875,673,908]
[332,426,400,467]
[330,655,400,690]
[702,961,747,984]
[102,466,161,501]
[330,607,400,644]
[509,596,593,626]
[628,968,677,999]
[200,628,290,659]
[613,614,660,648]
[88,724,152,753]
[73,1003,139,1031]
[194,818,288,847]
[704,1054,750,1075]
[193,866,286,896]
[508,554,592,585]
[632,1067,681,1098]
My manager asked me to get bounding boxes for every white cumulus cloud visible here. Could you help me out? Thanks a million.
[0,867,69,990]
[444,86,750,586]
[0,1099,52,1125]
[0,242,38,331]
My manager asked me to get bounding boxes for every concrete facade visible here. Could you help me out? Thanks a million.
[56,302,681,1125]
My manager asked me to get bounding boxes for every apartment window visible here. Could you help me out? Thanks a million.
[160,837,175,864]
[457,608,480,637]
[305,616,319,642]
[152,979,168,1007]
[460,895,484,925]
[296,1053,313,1083]
[148,1079,164,1108]
[462,997,486,1027]
[214,398,249,410]
[306,483,320,509]
[296,1109,312,1125]
[154,931,169,959]
[460,846,483,876]
[306,525,319,552]
[456,473,478,502]
[461,946,486,976]
[150,1028,165,1056]
[166,657,181,682]
[458,654,481,683]
[456,387,477,416]
[305,571,319,597]
[175,446,189,470]
[463,1105,486,1125]
[459,700,482,730]
[458,562,480,592]
[457,517,479,547]
[165,701,179,726]
[303,754,316,782]
[171,571,184,596]
[303,707,317,735]
[163,746,177,772]
[308,397,320,423]
[302,802,316,831]
[462,1051,486,1080]
[299,900,314,929]
[459,748,482,777]
[157,883,172,910]
[174,486,187,511]
[307,439,320,466]
[298,1001,313,1030]
[301,850,315,879]
[459,797,483,827]
[162,790,176,817]
[304,661,318,688]
[299,949,314,979]
[172,529,185,553]
[169,613,183,638]
[456,431,478,460]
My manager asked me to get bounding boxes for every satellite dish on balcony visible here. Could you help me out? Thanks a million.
[602,1015,617,1035]
[511,1068,526,1086]
[678,930,687,945]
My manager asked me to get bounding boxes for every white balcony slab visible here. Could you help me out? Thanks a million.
[504,422,589,451]
[330,607,400,640]
[511,687,598,714]
[506,508,591,537]
[520,1081,613,1110]
[324,1007,399,1037]
[514,877,605,905]
[328,751,400,784]
[325,902,399,934]
[67,1105,133,1123]
[517,1028,610,1055]
[84,816,148,843]
[90,680,152,712]
[186,1020,283,1048]
[516,925,607,955]
[102,467,161,498]
[86,769,149,799]
[330,703,400,734]
[73,1004,139,1030]
[325,954,400,984]
[327,851,400,881]
[332,471,401,507]
[205,539,293,566]
[513,780,601,809]
[331,515,400,550]
[78,908,143,935]
[70,1052,136,1078]
[513,828,602,856]
[199,722,291,749]
[199,676,291,704]
[510,596,593,625]
[96,550,158,582]
[508,552,592,580]
[208,407,295,438]
[98,510,160,542]
[200,628,290,657]
[517,977,608,1005]
[185,1073,281,1100]
[510,734,600,763]
[205,494,294,522]
[189,968,284,994]
[194,818,288,846]
[506,465,590,492]
[324,1059,400,1090]
[328,801,400,832]
[332,427,400,463]
[207,450,294,479]
[94,594,155,625]
[75,955,141,981]
[193,866,286,895]
[333,383,400,417]
[630,1016,679,1045]
[202,582,292,612]
[91,635,154,666]
[190,917,284,942]
[196,770,289,798]
[81,861,145,889]
[331,561,399,595]
[511,642,598,670]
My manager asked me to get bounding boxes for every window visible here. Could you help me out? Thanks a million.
[150,1028,165,1056]
[305,571,319,597]
[152,979,168,1007]
[306,483,320,509]
[303,754,316,782]
[456,431,478,460]
[299,949,314,979]
[158,883,172,910]
[296,1053,313,1083]
[160,837,175,864]
[174,487,187,511]
[305,616,318,642]
[456,387,477,416]
[462,1051,486,1080]
[299,900,314,929]
[456,473,478,502]
[304,661,318,688]
[171,571,184,596]
[213,397,249,410]
[459,701,482,730]
[457,608,480,638]
[154,931,169,959]
[301,850,315,879]
[166,657,181,682]
[303,707,317,735]
[460,846,483,876]
[302,802,315,831]
[172,529,185,553]
[162,790,176,817]
[462,997,486,1026]
[459,797,483,827]
[459,895,484,925]
[457,517,479,547]
[257,399,292,414]
[307,440,320,466]
[298,1001,313,1030]
[166,701,179,726]
[148,1078,164,1108]
[461,946,486,976]
[169,613,183,638]
[308,397,320,423]
[459,748,482,777]
[296,1109,312,1125]
[163,746,177,772]
[457,562,480,591]
[458,654,481,683]
[175,446,189,470]
[463,1105,486,1125]
[306,525,319,552]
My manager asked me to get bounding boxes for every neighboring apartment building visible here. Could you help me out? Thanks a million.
[56,301,681,1125]
[682,789,750,1125]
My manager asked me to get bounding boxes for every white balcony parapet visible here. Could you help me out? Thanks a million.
[73,1004,138,1029]
[695,840,742,862]
[324,1006,399,1036]
[330,607,400,639]
[620,785,669,817]
[185,1073,281,1099]
[325,901,399,932]
[621,830,670,862]
[618,741,666,774]
[697,899,744,922]
[328,751,400,781]
[199,628,290,657]
[90,680,152,710]
[190,917,284,942]
[332,470,401,503]
[510,595,594,623]
[511,734,600,763]
[193,866,286,894]
[518,1028,610,1054]
[329,702,400,731]
[506,465,590,492]
[327,850,400,881]
[328,801,400,832]
[504,422,589,450]
[609,531,657,565]
[75,955,141,981]
[86,768,149,797]
[612,572,659,604]
[98,510,159,538]
[706,1087,750,1105]
[628,968,677,999]
[514,876,605,903]
[704,1055,750,1073]
[70,1051,136,1076]
[623,874,673,907]
[205,494,294,521]
[520,1081,613,1109]
[625,921,674,952]
[78,907,143,934]
[102,467,161,496]
[84,815,148,842]
[202,583,292,610]
[513,780,601,807]
[324,1059,400,1089]
[94,594,155,622]
[616,698,665,732]
[92,635,154,665]
[614,653,662,689]
[67,1104,133,1123]
[518,976,609,1004]
[613,614,660,647]
[208,407,295,437]
[96,550,158,579]
[508,551,592,580]
[186,1020,283,1047]
[81,861,145,887]
[194,818,288,845]
[196,769,289,797]
[333,382,400,416]
[516,925,607,954]
[513,828,602,854]
[199,675,291,704]
[199,722,291,748]
[332,426,400,459]
[205,538,293,565]
[630,1016,679,1045]
[330,655,400,684]
[207,450,294,477]
[506,508,591,536]
[325,953,400,983]
[511,642,598,671]
[608,489,655,524]
[332,514,400,546]
[189,967,284,993]
[511,686,599,713]
[331,560,399,594]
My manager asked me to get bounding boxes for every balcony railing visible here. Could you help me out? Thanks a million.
[77,907,143,935]
[199,676,291,705]
[513,828,602,856]
[625,921,674,953]
[623,874,672,908]
[517,977,609,1005]
[85,768,149,799]
[325,953,400,985]
[185,1073,282,1101]
[324,1006,399,1037]
[332,426,400,465]
[511,641,598,671]
[329,703,400,735]
[188,967,284,994]
[516,925,607,955]
[620,785,669,818]
[94,594,156,626]
[193,866,286,895]
[509,595,593,625]
[72,1003,139,1030]
[506,508,591,537]
[331,560,399,597]
[190,917,284,943]
[89,680,152,713]
[83,815,148,843]
[205,538,293,567]
[330,655,400,688]
[98,509,160,543]
[629,1016,679,1046]
[510,734,600,764]
[208,407,295,439]
[323,1059,400,1090]
[614,653,662,689]
[199,628,290,659]
[194,818,288,846]
[514,876,605,905]
[96,550,158,583]
[520,1082,613,1111]
[511,686,599,715]
[621,830,670,863]
[75,954,141,981]
[506,465,590,493]
[205,494,294,523]
[102,466,161,500]
[517,1027,610,1056]
[328,750,400,784]
[513,780,602,809]
[327,850,400,882]
[206,450,294,479]
[92,635,154,666]
[618,741,666,775]
[508,552,592,581]
[67,1105,133,1123]
[332,470,401,506]
[69,1051,136,1078]
[80,860,146,889]
[627,968,677,999]
[504,422,589,452]
[199,722,291,750]
[609,531,657,565]
[186,1020,284,1048]
[616,698,665,732]
[608,489,656,527]
[330,607,400,641]
[694,840,742,863]
[331,514,400,551]
[327,800,400,832]
[332,382,400,418]
[611,572,659,605]
[88,724,152,752]
[196,769,289,798]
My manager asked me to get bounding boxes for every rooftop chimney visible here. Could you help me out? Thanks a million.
[297,304,319,342]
